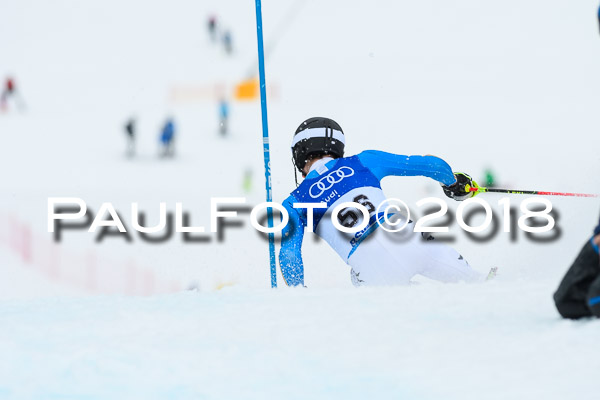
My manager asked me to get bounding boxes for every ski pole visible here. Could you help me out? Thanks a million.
[469,186,600,198]
[255,0,278,288]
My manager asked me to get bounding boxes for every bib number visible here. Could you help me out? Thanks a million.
[337,195,375,228]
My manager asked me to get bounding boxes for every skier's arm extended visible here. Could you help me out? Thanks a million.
[357,150,457,186]
[279,197,305,287]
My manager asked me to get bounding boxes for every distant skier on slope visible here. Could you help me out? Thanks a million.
[159,118,175,157]
[554,213,600,318]
[124,117,136,157]
[222,30,233,54]
[208,15,217,42]
[218,98,229,136]
[0,76,25,112]
[279,117,483,287]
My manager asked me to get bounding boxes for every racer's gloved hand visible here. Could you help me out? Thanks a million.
[442,172,479,201]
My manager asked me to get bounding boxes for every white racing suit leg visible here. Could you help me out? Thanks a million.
[347,222,481,286]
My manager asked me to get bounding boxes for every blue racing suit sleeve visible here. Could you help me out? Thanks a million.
[279,196,305,286]
[357,150,457,186]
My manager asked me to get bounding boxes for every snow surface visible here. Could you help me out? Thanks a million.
[1,0,600,398]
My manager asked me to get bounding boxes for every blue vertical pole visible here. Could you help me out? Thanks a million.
[255,0,277,288]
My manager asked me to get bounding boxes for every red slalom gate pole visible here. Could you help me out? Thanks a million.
[469,187,600,198]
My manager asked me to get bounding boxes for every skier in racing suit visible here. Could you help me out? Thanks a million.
[279,117,482,287]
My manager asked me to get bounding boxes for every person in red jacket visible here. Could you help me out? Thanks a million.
[1,77,24,111]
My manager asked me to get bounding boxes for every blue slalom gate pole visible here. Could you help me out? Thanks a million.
[255,0,277,288]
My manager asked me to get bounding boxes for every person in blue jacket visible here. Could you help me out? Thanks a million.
[554,214,600,318]
[222,30,232,54]
[160,118,175,157]
[279,117,482,287]
[218,98,229,136]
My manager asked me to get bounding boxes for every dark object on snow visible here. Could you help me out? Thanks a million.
[125,119,135,138]
[554,215,600,319]
[124,118,136,157]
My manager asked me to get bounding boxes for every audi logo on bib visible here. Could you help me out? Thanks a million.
[309,167,355,198]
